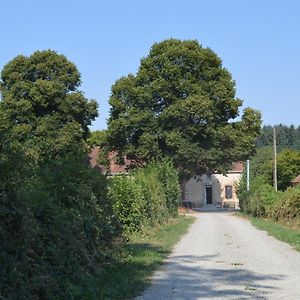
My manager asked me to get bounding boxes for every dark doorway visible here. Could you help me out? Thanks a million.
[206,185,212,204]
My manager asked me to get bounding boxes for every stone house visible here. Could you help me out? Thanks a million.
[89,147,243,209]
[183,162,243,209]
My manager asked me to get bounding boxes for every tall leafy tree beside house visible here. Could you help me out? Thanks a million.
[106,39,261,178]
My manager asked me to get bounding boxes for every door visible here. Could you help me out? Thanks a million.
[206,185,212,204]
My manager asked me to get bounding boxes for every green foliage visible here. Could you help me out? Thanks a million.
[156,160,180,217]
[272,185,300,225]
[249,182,281,217]
[0,50,98,163]
[107,39,261,178]
[238,173,280,217]
[238,148,300,226]
[256,124,300,151]
[87,130,108,148]
[0,51,118,299]
[135,166,167,225]
[109,175,146,234]
[249,146,273,177]
[238,145,300,220]
[264,148,300,191]
[0,154,120,300]
[108,160,179,235]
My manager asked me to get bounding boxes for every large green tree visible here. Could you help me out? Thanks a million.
[0,50,98,163]
[107,39,261,178]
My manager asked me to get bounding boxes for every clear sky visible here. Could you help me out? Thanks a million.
[1,0,299,129]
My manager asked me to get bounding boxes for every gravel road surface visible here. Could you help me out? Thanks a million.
[137,212,300,299]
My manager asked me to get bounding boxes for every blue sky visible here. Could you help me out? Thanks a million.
[1,0,300,129]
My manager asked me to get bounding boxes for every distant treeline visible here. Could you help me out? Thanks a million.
[256,125,300,151]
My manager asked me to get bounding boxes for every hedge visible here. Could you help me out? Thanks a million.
[108,159,180,235]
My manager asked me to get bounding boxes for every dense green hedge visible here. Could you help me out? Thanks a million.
[0,154,120,300]
[108,159,180,235]
[272,185,300,225]
[1,154,180,299]
[238,173,300,226]
[238,175,281,217]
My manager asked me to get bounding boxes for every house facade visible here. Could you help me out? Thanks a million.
[183,162,243,209]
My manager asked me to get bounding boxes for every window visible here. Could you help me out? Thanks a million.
[225,185,233,199]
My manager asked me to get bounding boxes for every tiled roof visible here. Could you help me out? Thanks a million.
[89,147,244,175]
[228,162,243,173]
[89,146,132,174]
[291,175,300,183]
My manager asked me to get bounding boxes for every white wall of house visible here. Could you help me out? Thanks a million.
[184,172,242,208]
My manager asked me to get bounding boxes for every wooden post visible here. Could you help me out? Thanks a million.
[246,159,250,192]
[273,127,278,191]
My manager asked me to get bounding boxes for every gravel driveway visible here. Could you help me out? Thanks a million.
[136,212,300,299]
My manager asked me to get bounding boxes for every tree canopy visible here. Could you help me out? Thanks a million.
[87,129,107,148]
[107,39,261,178]
[0,50,98,163]
[0,51,120,298]
[256,124,300,151]
[264,148,300,190]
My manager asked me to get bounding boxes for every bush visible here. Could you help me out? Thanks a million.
[156,160,180,217]
[248,183,281,217]
[0,154,120,300]
[109,159,179,235]
[237,174,280,217]
[109,175,146,234]
[271,185,300,225]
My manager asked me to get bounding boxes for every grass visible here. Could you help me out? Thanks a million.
[94,216,195,299]
[237,212,300,252]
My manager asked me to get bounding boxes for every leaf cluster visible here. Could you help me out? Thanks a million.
[0,50,98,163]
[108,159,180,236]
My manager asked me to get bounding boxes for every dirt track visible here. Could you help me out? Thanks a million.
[137,212,300,299]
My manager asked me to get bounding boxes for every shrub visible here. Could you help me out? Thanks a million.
[271,185,300,225]
[109,175,146,234]
[248,183,281,217]
[0,154,120,300]
[156,160,180,217]
[237,174,280,217]
[109,159,179,236]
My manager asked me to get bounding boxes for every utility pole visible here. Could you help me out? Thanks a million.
[246,159,250,192]
[273,127,278,191]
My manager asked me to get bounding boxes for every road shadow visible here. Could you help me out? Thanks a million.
[137,253,284,299]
